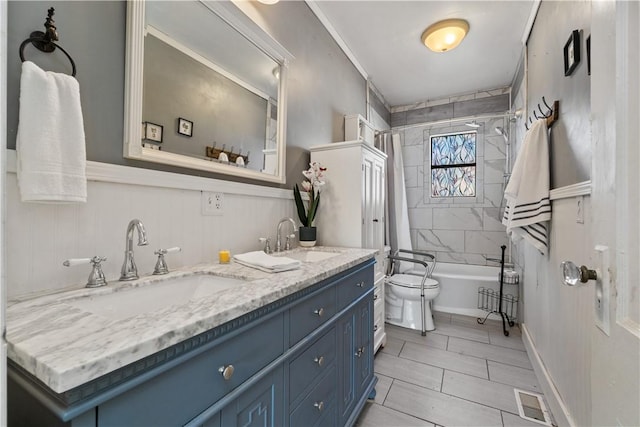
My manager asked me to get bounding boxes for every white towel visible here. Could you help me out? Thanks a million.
[233,251,301,273]
[16,61,87,203]
[502,119,551,254]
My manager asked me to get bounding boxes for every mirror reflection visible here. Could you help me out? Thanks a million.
[124,1,291,183]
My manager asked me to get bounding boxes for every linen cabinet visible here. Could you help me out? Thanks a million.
[310,141,387,352]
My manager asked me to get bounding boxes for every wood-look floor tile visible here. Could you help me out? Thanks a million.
[385,324,449,350]
[356,402,435,427]
[400,341,489,379]
[501,411,550,427]
[374,352,443,391]
[384,379,503,427]
[447,337,533,369]
[488,360,540,392]
[379,335,404,356]
[373,373,393,405]
[441,370,520,414]
[431,322,491,344]
[489,330,526,351]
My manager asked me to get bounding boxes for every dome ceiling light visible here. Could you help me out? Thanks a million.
[257,0,279,4]
[421,19,470,53]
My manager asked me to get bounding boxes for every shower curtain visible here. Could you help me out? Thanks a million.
[384,133,413,272]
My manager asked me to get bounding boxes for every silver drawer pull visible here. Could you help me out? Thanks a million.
[314,356,325,367]
[356,281,365,288]
[355,347,365,358]
[218,364,234,380]
[313,307,325,317]
[314,401,324,412]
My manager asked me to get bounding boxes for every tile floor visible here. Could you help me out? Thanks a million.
[356,312,554,427]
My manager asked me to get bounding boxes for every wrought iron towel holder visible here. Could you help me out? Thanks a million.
[19,7,77,77]
[525,97,559,130]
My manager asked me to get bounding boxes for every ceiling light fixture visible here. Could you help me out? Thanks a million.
[421,19,470,53]
[257,0,279,4]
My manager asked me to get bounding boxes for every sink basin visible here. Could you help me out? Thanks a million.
[285,250,340,263]
[68,274,247,320]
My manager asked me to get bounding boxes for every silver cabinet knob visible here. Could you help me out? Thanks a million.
[313,356,324,366]
[313,307,324,317]
[355,347,365,358]
[218,364,234,380]
[356,281,365,288]
[561,261,597,286]
[314,401,324,412]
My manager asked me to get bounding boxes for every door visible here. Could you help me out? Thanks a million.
[362,153,374,249]
[589,2,639,425]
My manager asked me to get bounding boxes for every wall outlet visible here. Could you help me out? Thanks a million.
[202,192,224,216]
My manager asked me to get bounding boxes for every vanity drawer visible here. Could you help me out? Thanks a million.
[290,368,337,427]
[337,265,373,310]
[98,313,284,427]
[289,285,336,346]
[289,327,336,401]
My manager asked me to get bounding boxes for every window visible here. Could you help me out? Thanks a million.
[431,131,476,197]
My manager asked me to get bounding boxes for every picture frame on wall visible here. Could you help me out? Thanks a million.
[563,30,581,76]
[586,35,591,76]
[144,122,163,143]
[178,118,193,137]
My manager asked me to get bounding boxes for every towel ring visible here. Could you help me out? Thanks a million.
[19,38,77,77]
[18,7,77,77]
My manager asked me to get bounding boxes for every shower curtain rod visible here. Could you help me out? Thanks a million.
[392,112,515,132]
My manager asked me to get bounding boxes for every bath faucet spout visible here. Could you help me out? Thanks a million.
[120,219,148,281]
[276,217,297,252]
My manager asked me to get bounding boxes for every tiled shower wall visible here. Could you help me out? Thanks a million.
[391,90,511,265]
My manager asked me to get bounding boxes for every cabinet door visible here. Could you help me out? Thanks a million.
[220,365,284,427]
[361,154,375,249]
[336,309,356,424]
[371,155,386,251]
[354,297,374,397]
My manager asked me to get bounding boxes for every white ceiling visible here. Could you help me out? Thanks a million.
[309,1,536,107]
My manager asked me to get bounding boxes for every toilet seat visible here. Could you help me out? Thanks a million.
[387,274,439,289]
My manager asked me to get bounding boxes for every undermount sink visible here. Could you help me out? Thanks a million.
[68,274,247,321]
[285,250,340,263]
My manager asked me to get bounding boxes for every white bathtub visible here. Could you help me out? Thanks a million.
[429,262,506,318]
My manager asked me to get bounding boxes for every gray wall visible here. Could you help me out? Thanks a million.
[7,1,367,187]
[527,0,591,188]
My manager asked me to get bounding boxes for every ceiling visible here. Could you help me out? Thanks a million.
[309,1,536,108]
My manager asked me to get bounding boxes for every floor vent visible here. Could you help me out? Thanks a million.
[513,388,553,426]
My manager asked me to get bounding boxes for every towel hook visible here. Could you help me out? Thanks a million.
[19,7,77,77]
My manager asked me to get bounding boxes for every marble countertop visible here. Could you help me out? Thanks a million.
[6,246,377,394]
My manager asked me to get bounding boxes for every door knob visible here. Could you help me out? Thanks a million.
[561,261,597,286]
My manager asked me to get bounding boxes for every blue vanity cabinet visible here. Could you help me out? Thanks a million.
[8,258,376,427]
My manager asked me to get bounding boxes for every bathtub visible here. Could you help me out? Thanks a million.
[428,262,507,318]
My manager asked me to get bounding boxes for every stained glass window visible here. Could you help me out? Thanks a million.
[431,132,476,197]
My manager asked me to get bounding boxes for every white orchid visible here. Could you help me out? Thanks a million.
[294,162,327,227]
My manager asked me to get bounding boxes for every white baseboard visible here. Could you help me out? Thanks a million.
[521,323,575,427]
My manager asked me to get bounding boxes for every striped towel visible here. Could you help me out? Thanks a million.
[502,119,551,254]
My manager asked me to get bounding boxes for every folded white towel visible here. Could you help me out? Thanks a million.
[233,251,301,273]
[16,61,87,203]
[502,119,551,254]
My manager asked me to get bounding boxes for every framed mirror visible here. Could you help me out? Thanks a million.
[124,1,293,184]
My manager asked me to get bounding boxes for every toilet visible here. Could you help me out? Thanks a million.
[385,273,440,332]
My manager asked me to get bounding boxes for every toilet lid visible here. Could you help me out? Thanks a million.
[387,274,439,289]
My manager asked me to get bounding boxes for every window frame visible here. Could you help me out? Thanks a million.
[430,130,477,198]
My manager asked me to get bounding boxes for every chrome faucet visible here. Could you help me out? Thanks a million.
[276,217,297,252]
[120,219,149,281]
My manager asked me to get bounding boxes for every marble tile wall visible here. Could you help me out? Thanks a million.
[393,94,511,265]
